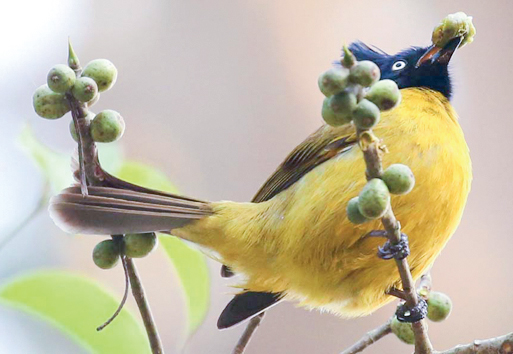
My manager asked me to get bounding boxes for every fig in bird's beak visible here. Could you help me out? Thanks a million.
[417,12,476,68]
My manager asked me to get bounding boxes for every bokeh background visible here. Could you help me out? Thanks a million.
[1,1,511,353]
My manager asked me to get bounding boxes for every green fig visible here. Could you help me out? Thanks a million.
[123,233,158,258]
[427,291,452,322]
[47,64,76,93]
[366,79,401,111]
[382,164,415,195]
[352,99,380,129]
[391,316,415,345]
[90,110,125,143]
[82,59,118,92]
[93,239,120,269]
[350,60,380,87]
[33,84,70,119]
[318,67,350,97]
[358,178,390,219]
[347,197,371,224]
[71,77,98,103]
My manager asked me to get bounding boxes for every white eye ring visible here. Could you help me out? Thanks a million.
[392,60,407,71]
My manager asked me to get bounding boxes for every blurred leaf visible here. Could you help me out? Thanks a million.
[117,161,179,194]
[0,271,150,354]
[18,125,73,193]
[98,143,123,175]
[158,237,210,335]
[18,124,123,193]
[117,161,210,334]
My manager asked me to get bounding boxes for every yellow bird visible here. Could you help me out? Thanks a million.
[50,37,471,329]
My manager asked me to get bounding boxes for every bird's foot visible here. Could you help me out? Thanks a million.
[368,230,410,260]
[395,298,428,323]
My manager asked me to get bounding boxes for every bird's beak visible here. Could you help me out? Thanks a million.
[415,36,463,68]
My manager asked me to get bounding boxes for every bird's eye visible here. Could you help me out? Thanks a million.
[392,60,407,71]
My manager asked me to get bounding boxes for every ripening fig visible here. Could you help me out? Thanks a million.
[382,164,415,195]
[71,77,98,103]
[90,110,125,143]
[318,67,350,97]
[322,98,349,127]
[391,316,415,345]
[352,99,380,129]
[47,64,76,93]
[427,291,452,322]
[322,90,357,126]
[330,91,357,115]
[123,233,158,258]
[349,60,380,87]
[33,84,70,119]
[69,111,94,142]
[347,197,370,224]
[93,239,120,269]
[81,59,118,92]
[358,178,390,219]
[432,12,476,48]
[365,79,401,111]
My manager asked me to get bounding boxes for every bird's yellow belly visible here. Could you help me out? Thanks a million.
[179,89,472,317]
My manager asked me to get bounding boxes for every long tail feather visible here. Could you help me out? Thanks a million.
[49,185,213,235]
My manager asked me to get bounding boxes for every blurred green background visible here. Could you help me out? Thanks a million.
[0,1,511,353]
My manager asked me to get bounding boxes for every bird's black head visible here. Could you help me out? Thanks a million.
[347,37,462,100]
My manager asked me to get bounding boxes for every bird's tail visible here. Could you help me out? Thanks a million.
[49,172,214,236]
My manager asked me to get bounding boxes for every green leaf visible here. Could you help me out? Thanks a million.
[97,143,123,175]
[116,161,179,194]
[117,161,210,335]
[18,124,123,193]
[18,125,73,194]
[0,270,150,354]
[158,237,210,335]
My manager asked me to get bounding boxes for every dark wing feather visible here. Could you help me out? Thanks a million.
[252,124,356,202]
[217,292,282,329]
[219,124,356,327]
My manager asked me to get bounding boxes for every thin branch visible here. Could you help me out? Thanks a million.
[356,113,433,354]
[437,332,513,354]
[232,313,265,354]
[124,257,164,354]
[339,320,392,354]
[97,252,130,331]
[67,43,164,354]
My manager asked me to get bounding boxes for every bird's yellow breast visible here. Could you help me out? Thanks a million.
[177,88,472,317]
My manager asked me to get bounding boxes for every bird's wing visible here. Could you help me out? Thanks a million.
[252,123,357,203]
[219,123,357,328]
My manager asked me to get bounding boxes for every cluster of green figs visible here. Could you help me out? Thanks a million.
[32,50,157,269]
[33,57,125,144]
[321,48,452,343]
[318,48,414,225]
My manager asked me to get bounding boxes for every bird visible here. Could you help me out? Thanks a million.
[49,36,472,329]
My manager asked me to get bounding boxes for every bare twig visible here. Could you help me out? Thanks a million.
[124,257,164,354]
[68,42,164,354]
[97,251,130,331]
[356,117,433,354]
[232,313,266,354]
[339,320,392,354]
[437,332,513,354]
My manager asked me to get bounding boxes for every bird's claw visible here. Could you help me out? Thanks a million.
[395,298,428,323]
[373,232,410,260]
